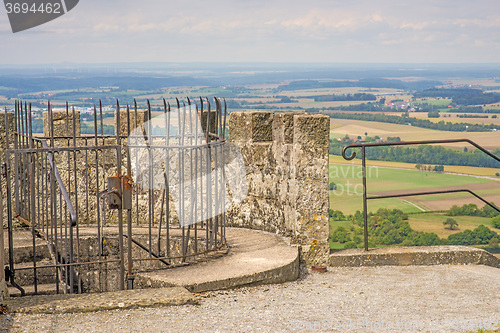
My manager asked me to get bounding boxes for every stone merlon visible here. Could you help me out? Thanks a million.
[227,111,330,265]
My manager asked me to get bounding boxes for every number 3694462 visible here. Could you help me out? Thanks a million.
[5,2,62,14]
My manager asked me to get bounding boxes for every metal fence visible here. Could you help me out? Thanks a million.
[3,98,228,295]
[342,139,500,251]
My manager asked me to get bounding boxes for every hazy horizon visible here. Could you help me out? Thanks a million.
[1,0,500,65]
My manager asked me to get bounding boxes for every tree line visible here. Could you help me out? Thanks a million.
[327,112,498,132]
[329,139,500,168]
[414,87,500,106]
[330,208,500,249]
[312,93,376,102]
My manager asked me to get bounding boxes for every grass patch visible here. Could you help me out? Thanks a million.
[408,213,497,238]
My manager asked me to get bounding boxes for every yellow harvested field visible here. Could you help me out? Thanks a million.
[329,155,500,177]
[408,215,498,239]
[330,119,500,150]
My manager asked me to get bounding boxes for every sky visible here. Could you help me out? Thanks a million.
[1,0,500,65]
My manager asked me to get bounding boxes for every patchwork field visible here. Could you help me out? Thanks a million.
[330,118,500,150]
[329,163,498,215]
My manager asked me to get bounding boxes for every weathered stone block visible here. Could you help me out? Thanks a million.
[293,114,329,147]
[291,146,329,180]
[229,112,273,143]
[245,172,280,200]
[43,110,81,137]
[226,195,285,233]
[116,109,149,136]
[200,110,218,135]
[0,112,15,150]
[272,112,303,143]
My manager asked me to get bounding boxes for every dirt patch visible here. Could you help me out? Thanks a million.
[412,193,500,211]
[372,182,499,211]
[371,182,499,197]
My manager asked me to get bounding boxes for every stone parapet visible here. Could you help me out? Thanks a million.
[228,111,330,265]
[116,109,149,137]
[43,110,80,137]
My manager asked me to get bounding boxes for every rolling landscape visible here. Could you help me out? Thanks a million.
[1,63,499,252]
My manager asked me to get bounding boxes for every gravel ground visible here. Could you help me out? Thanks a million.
[1,265,499,333]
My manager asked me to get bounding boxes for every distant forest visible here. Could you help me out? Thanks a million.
[0,75,213,98]
[277,78,441,91]
[311,93,377,102]
[415,88,500,106]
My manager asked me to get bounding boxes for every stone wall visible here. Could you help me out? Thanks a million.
[227,111,330,265]
[43,110,80,137]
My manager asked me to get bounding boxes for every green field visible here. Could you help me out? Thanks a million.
[329,163,495,215]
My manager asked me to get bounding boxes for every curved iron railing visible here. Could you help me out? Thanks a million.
[342,139,500,251]
[3,97,230,295]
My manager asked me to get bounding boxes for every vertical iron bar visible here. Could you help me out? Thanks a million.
[147,100,153,256]
[206,98,213,248]
[222,99,227,241]
[165,101,171,258]
[93,104,102,291]
[13,102,19,218]
[28,103,38,294]
[48,102,61,294]
[116,100,125,290]
[65,102,71,293]
[134,100,139,226]
[99,102,106,230]
[126,103,134,289]
[71,105,78,293]
[213,98,219,248]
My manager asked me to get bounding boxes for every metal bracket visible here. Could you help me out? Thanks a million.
[107,174,132,210]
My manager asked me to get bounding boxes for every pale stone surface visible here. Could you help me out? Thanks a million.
[116,109,149,136]
[43,110,80,137]
[7,286,196,314]
[229,111,273,143]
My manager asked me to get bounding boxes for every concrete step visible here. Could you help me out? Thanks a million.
[3,230,51,264]
[135,227,299,293]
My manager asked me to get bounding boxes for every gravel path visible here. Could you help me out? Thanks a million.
[1,265,499,333]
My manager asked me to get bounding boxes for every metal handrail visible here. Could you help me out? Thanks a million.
[342,138,500,163]
[341,138,500,251]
